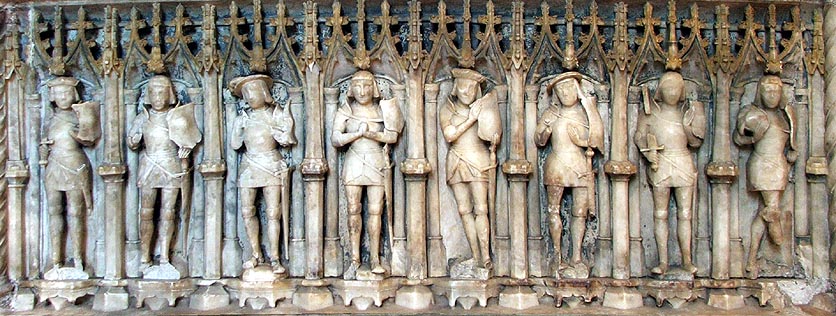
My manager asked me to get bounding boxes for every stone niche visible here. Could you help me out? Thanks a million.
[0,0,834,314]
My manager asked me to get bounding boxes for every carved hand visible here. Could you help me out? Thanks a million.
[469,103,483,121]
[648,152,659,171]
[38,140,52,166]
[358,122,369,137]
[178,147,193,159]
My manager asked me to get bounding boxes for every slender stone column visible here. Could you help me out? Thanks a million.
[322,87,341,277]
[729,87,745,278]
[524,84,543,277]
[4,17,27,280]
[503,57,531,281]
[0,15,11,294]
[823,0,836,278]
[391,83,408,276]
[424,83,446,277]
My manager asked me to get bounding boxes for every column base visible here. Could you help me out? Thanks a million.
[188,283,229,311]
[292,285,334,311]
[395,284,434,310]
[93,286,129,312]
[707,289,745,310]
[602,287,643,310]
[11,287,35,311]
[332,279,399,310]
[498,285,539,310]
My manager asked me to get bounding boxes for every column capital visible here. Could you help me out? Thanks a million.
[97,163,127,182]
[502,159,532,181]
[806,156,828,176]
[198,159,227,179]
[301,158,329,180]
[706,161,738,184]
[5,160,29,185]
[604,160,636,180]
[400,158,432,179]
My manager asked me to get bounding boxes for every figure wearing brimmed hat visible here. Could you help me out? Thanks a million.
[128,75,201,278]
[535,72,603,278]
[734,74,796,279]
[635,71,706,276]
[332,70,403,278]
[40,76,100,279]
[440,68,501,273]
[229,74,296,276]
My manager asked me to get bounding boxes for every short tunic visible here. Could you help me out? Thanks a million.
[336,104,390,187]
[137,112,184,189]
[541,106,591,187]
[44,113,91,192]
[746,152,789,191]
[648,148,697,188]
[239,150,287,188]
[442,100,494,185]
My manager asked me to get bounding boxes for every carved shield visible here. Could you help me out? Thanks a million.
[379,98,404,133]
[272,101,298,145]
[167,103,202,148]
[71,101,101,144]
[475,90,501,142]
[683,100,706,140]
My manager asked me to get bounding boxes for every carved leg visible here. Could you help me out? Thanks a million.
[472,182,492,269]
[675,186,696,274]
[157,188,179,264]
[760,191,784,245]
[747,208,766,279]
[240,188,261,269]
[651,187,671,275]
[571,187,589,266]
[47,189,64,268]
[139,188,158,267]
[264,186,284,274]
[66,190,86,269]
[546,186,564,271]
[452,184,480,264]
[346,186,363,271]
[367,186,385,274]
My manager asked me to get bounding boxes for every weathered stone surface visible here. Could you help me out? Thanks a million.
[395,285,434,310]
[292,286,333,311]
[498,286,539,310]
[92,286,129,312]
[188,284,229,311]
[602,287,643,310]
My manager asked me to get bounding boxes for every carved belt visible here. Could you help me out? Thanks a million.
[243,150,287,178]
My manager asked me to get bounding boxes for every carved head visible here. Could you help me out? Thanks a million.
[757,75,784,109]
[654,71,685,106]
[47,77,80,110]
[347,71,379,106]
[547,72,583,108]
[144,75,178,111]
[451,68,486,106]
[230,74,274,110]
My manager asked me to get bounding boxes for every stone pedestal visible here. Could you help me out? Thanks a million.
[707,289,745,310]
[92,286,129,312]
[292,280,333,311]
[640,280,702,309]
[189,283,230,311]
[35,280,96,311]
[395,283,434,310]
[602,286,643,310]
[498,285,539,310]
[332,279,400,310]
[534,278,606,308]
[127,279,195,310]
[432,279,500,310]
[227,279,295,310]
[10,288,35,311]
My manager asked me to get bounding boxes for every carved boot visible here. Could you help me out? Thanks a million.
[139,210,155,270]
[271,259,286,275]
[49,212,65,269]
[762,207,784,245]
[368,213,385,274]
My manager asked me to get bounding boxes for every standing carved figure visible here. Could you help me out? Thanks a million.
[40,77,100,280]
[440,69,501,275]
[734,75,796,279]
[535,73,603,278]
[332,71,403,278]
[128,75,202,279]
[230,75,296,276]
[635,71,705,276]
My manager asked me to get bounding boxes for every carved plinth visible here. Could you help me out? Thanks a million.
[432,278,501,310]
[707,289,745,310]
[602,286,643,310]
[11,288,35,311]
[395,282,434,310]
[292,280,334,311]
[534,278,606,308]
[34,279,96,311]
[332,279,400,310]
[127,279,195,310]
[189,283,229,311]
[640,280,703,309]
[498,285,539,310]
[226,278,296,310]
[92,286,129,312]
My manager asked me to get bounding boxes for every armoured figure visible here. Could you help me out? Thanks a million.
[535,72,603,278]
[635,71,706,276]
[332,71,403,278]
[230,74,296,275]
[440,68,502,272]
[128,75,202,278]
[40,77,100,279]
[734,74,797,279]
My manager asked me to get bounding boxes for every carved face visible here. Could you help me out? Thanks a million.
[50,85,77,110]
[350,78,375,106]
[242,81,269,110]
[759,76,783,109]
[148,83,173,111]
[553,80,578,107]
[657,73,684,106]
[455,78,479,106]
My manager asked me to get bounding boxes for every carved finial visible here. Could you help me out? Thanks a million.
[49,6,66,75]
[430,0,455,47]
[807,9,825,74]
[4,10,21,76]
[199,4,219,73]
[713,5,734,73]
[102,6,120,75]
[374,0,398,42]
[460,0,474,67]
[353,0,370,69]
[227,1,247,43]
[665,0,682,71]
[251,0,267,72]
[326,0,349,42]
[405,0,423,70]
[147,3,165,74]
[563,0,577,69]
[581,0,604,34]
[271,0,294,38]
[607,2,632,72]
[128,7,147,44]
[300,1,320,69]
[765,4,781,75]
[478,0,502,36]
[510,1,526,70]
[170,4,193,46]
[781,7,804,52]
[739,5,763,33]
[72,7,95,49]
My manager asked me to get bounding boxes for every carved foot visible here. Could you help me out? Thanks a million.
[271,260,286,275]
[682,263,698,274]
[651,264,668,275]
[371,262,386,274]
[242,257,259,270]
[745,263,759,280]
